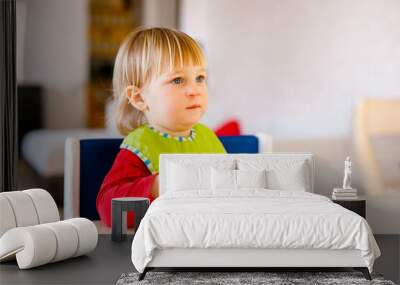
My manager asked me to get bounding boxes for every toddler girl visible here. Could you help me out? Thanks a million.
[96,27,226,227]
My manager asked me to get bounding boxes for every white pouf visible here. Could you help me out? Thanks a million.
[0,218,98,269]
[0,189,98,269]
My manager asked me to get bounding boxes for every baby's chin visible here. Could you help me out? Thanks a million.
[174,116,204,130]
[185,110,205,124]
[167,108,206,128]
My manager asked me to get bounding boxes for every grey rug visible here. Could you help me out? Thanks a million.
[117,271,396,285]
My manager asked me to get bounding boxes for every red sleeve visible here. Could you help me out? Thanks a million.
[96,149,157,227]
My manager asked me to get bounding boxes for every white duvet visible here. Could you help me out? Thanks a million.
[131,190,380,273]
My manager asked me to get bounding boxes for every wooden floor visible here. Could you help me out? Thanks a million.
[0,235,398,285]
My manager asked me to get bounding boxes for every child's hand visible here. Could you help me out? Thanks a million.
[150,175,159,198]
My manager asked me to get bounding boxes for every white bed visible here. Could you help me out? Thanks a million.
[131,153,380,280]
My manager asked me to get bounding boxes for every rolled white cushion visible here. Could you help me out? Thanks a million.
[23,189,59,224]
[63,218,98,257]
[0,226,57,269]
[0,191,39,227]
[0,218,98,269]
[42,221,79,262]
[0,189,60,239]
[0,196,17,238]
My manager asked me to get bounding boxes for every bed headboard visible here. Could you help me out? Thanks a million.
[159,153,314,195]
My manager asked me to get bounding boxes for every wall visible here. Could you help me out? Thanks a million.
[16,0,179,129]
[180,0,400,233]
[17,0,88,129]
[142,0,178,29]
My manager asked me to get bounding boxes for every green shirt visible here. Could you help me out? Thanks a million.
[121,123,226,174]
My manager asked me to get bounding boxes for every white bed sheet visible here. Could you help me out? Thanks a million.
[131,190,380,273]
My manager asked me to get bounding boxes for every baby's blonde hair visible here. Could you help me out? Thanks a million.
[112,27,206,136]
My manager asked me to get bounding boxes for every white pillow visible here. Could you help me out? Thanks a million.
[166,158,236,192]
[211,168,236,190]
[167,162,211,191]
[211,168,268,190]
[237,158,308,191]
[236,169,267,188]
[267,166,306,191]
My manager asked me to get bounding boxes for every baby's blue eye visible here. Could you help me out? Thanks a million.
[172,77,184,84]
[196,75,206,83]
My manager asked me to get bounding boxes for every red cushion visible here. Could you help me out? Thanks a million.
[214,119,241,136]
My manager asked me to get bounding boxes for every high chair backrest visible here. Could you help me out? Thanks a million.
[64,134,273,220]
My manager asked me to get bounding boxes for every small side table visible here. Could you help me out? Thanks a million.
[332,197,366,218]
[111,197,150,242]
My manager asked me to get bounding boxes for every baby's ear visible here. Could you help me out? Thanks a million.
[126,86,147,111]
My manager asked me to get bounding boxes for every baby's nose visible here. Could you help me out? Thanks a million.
[185,83,201,96]
[185,84,201,96]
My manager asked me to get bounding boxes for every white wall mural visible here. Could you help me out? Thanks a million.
[180,0,400,233]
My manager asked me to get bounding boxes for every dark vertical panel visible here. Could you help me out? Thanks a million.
[17,85,43,155]
[0,0,17,192]
[396,234,400,284]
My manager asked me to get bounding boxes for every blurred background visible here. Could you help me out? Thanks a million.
[16,0,399,234]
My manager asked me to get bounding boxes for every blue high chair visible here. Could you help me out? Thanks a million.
[64,135,272,220]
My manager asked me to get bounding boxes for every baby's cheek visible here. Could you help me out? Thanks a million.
[164,104,182,122]
[202,97,208,111]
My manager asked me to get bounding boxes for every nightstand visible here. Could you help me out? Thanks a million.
[332,197,366,218]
